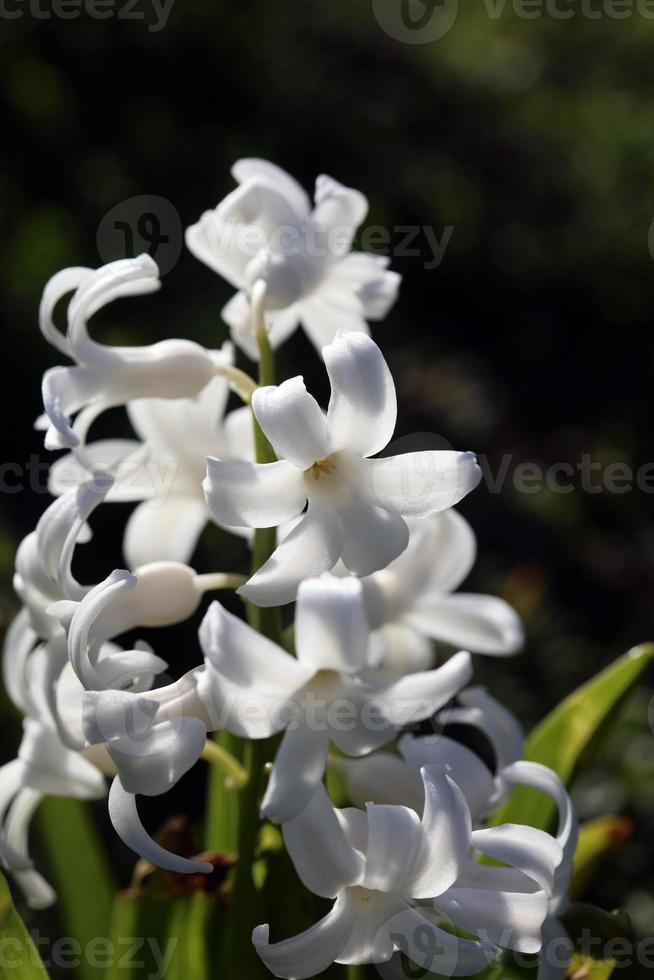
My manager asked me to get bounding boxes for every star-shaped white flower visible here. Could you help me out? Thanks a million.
[186,158,401,359]
[254,764,559,978]
[198,574,472,823]
[48,369,254,569]
[40,255,232,451]
[357,510,524,681]
[204,332,482,606]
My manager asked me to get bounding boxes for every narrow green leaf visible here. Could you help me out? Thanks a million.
[35,797,114,980]
[492,643,654,831]
[0,869,49,978]
[570,815,633,900]
[104,889,175,980]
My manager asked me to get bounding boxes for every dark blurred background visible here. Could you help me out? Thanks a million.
[1,0,654,942]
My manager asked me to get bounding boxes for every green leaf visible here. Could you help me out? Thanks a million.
[492,643,654,831]
[570,815,633,900]
[35,797,114,980]
[0,868,49,977]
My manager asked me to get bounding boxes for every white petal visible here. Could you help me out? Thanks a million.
[445,687,524,771]
[106,716,207,797]
[418,509,478,594]
[340,753,423,811]
[339,496,409,577]
[328,252,401,320]
[383,906,496,977]
[232,158,311,219]
[399,735,495,825]
[282,784,364,898]
[439,864,549,954]
[312,175,368,254]
[39,265,91,357]
[406,594,524,656]
[239,499,344,607]
[260,721,329,824]
[204,457,306,528]
[221,405,256,462]
[18,720,106,799]
[472,824,562,894]
[295,576,368,674]
[299,294,367,352]
[537,917,573,980]
[108,778,212,874]
[224,293,302,360]
[366,624,433,683]
[124,497,208,569]
[2,609,38,714]
[48,441,146,501]
[324,332,397,457]
[361,451,482,517]
[253,893,353,980]
[501,761,578,904]
[407,766,471,899]
[337,890,408,966]
[198,601,311,738]
[362,803,425,892]
[253,378,329,469]
[369,650,473,728]
[5,789,57,909]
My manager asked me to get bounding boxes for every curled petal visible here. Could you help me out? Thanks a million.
[253,893,353,980]
[39,265,91,357]
[362,803,424,892]
[407,765,472,900]
[282,784,364,898]
[232,158,311,219]
[324,332,397,458]
[472,824,562,894]
[108,778,212,874]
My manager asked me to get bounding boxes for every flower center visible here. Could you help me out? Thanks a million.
[308,456,337,481]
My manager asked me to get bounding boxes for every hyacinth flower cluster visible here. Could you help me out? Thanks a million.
[2,159,581,979]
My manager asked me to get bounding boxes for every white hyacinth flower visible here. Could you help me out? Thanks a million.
[40,254,234,451]
[186,158,400,359]
[198,575,472,823]
[340,686,525,822]
[52,561,237,875]
[205,332,482,606]
[356,509,524,681]
[254,764,560,978]
[48,366,254,568]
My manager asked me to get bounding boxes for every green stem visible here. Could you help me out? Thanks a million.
[221,285,282,976]
[201,738,248,788]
